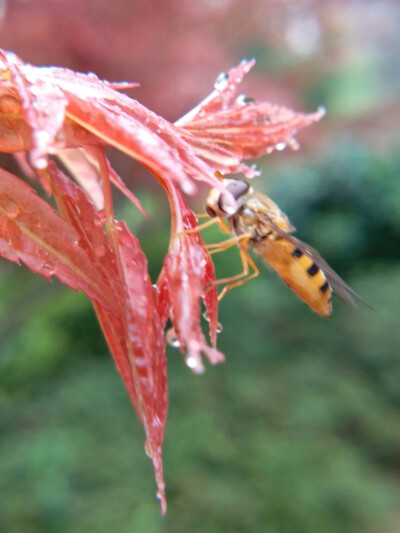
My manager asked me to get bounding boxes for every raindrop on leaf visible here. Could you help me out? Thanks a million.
[275,142,286,151]
[214,71,229,91]
[0,195,21,219]
[94,243,106,258]
[202,310,210,323]
[166,327,180,348]
[144,440,152,458]
[235,94,255,105]
[41,263,56,276]
[185,353,204,374]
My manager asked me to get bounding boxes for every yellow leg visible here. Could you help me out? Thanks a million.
[205,240,260,302]
[178,216,231,236]
[179,217,220,235]
[216,219,231,234]
[217,248,260,301]
[178,212,259,300]
[206,233,252,254]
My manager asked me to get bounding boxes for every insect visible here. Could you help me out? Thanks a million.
[199,177,369,317]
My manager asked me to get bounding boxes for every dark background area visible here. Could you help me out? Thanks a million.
[1,1,400,532]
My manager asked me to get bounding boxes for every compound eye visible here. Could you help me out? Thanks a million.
[224,180,250,201]
[205,205,217,218]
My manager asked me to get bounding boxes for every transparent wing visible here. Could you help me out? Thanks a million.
[258,213,372,309]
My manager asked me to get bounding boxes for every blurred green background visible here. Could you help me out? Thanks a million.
[1,1,400,532]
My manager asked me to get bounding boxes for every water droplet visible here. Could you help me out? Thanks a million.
[202,310,210,322]
[94,243,106,258]
[214,71,229,91]
[31,155,48,169]
[166,327,180,348]
[34,130,51,146]
[235,94,246,106]
[67,238,80,249]
[276,142,286,151]
[144,440,152,458]
[74,126,88,140]
[235,94,255,105]
[152,415,162,428]
[0,196,21,219]
[185,353,204,374]
[55,130,65,143]
[41,263,56,276]
[216,322,223,334]
[287,135,300,150]
[185,355,197,369]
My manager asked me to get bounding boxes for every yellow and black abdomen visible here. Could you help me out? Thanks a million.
[257,238,333,317]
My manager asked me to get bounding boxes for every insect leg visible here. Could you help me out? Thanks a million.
[216,219,231,234]
[194,214,230,230]
[216,248,260,301]
[179,216,231,237]
[206,233,252,254]
[179,217,221,235]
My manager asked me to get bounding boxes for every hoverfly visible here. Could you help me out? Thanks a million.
[200,176,369,317]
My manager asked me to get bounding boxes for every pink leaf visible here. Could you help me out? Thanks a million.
[44,162,144,434]
[112,221,168,514]
[174,183,220,349]
[0,166,118,314]
[176,58,257,125]
[94,304,139,413]
[182,101,325,159]
[178,59,325,161]
[158,181,223,374]
[0,50,237,208]
[78,146,148,217]
[56,148,106,210]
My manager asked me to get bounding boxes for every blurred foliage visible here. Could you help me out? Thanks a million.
[1,142,400,533]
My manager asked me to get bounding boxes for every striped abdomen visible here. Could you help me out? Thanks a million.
[256,238,333,317]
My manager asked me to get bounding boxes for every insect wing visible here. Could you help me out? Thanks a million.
[259,214,370,309]
[256,236,332,316]
[251,191,296,234]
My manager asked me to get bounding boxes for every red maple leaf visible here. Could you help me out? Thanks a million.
[0,50,324,513]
